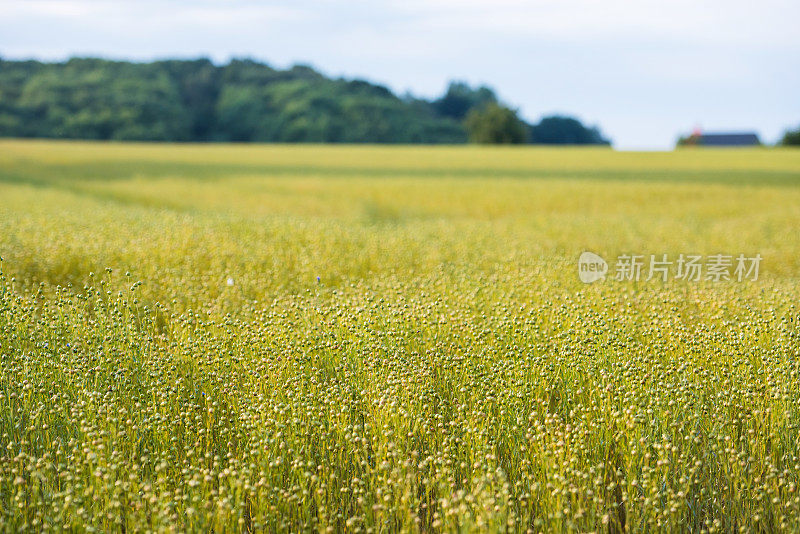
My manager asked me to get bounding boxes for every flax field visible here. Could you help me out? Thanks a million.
[1,141,800,532]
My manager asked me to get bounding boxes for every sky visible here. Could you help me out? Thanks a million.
[1,0,799,149]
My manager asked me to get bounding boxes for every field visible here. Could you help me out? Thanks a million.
[1,140,800,532]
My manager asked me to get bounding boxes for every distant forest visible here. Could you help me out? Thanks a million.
[0,57,611,145]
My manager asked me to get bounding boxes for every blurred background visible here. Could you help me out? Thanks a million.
[1,0,799,149]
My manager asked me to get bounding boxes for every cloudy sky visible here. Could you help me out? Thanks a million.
[2,0,799,149]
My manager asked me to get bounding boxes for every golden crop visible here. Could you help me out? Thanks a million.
[1,141,799,532]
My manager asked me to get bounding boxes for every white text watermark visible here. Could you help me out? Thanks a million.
[578,251,761,283]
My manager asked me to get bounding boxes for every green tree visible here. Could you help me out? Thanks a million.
[433,81,497,121]
[781,126,800,146]
[529,115,610,145]
[0,57,610,145]
[157,58,221,140]
[464,103,528,144]
[10,58,191,140]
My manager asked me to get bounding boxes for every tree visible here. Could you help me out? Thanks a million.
[464,103,528,144]
[157,58,221,140]
[529,115,610,145]
[433,81,497,121]
[0,57,612,145]
[676,134,699,147]
[11,58,191,140]
[781,125,800,146]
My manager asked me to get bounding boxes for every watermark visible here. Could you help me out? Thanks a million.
[578,251,761,283]
[578,251,608,283]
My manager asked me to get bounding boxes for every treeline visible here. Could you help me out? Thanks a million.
[782,126,800,146]
[0,57,611,145]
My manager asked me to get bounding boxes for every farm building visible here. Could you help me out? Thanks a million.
[698,132,761,146]
[680,130,761,147]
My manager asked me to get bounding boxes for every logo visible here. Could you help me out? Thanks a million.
[578,251,608,283]
[577,252,761,283]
